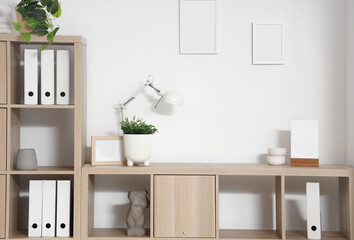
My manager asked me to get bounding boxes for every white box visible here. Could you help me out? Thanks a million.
[56,180,71,237]
[56,50,70,105]
[41,50,55,104]
[24,49,38,104]
[28,180,43,237]
[291,120,319,159]
[306,182,321,239]
[42,180,56,237]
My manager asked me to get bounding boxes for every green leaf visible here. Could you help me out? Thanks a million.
[21,32,31,43]
[47,0,54,12]
[12,22,22,31]
[47,32,54,43]
[50,0,59,15]
[41,45,48,51]
[40,0,48,6]
[52,3,61,18]
[27,18,39,29]
[53,26,59,35]
[16,6,26,19]
[27,9,47,21]
[32,24,48,36]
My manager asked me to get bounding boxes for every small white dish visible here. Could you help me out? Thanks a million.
[268,147,286,156]
[267,155,285,165]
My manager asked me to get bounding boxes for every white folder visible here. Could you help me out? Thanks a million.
[56,50,70,105]
[28,180,43,237]
[41,50,55,104]
[306,182,321,239]
[56,180,71,237]
[42,180,56,237]
[24,49,38,104]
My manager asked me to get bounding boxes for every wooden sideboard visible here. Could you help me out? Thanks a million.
[81,163,353,240]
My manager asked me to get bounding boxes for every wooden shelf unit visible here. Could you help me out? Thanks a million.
[0,34,86,240]
[82,163,354,240]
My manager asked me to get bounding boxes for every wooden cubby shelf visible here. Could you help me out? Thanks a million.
[82,164,354,240]
[0,34,86,240]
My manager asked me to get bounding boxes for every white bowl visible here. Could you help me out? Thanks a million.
[267,155,285,165]
[268,147,286,156]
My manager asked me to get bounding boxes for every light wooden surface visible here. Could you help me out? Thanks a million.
[84,163,351,177]
[285,230,346,239]
[9,229,73,239]
[154,175,216,238]
[0,35,86,240]
[8,104,74,109]
[88,228,150,239]
[0,109,6,172]
[0,34,86,45]
[0,175,5,238]
[0,42,6,104]
[219,229,281,239]
[339,177,350,238]
[275,176,285,239]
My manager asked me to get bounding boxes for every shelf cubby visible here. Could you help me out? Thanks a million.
[7,174,74,239]
[8,108,74,171]
[8,43,75,106]
[218,175,284,240]
[82,173,151,239]
[284,176,349,240]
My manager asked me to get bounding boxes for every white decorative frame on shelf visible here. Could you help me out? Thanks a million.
[252,22,284,65]
[91,136,125,166]
[179,0,217,54]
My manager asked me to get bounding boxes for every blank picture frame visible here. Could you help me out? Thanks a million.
[91,136,125,166]
[179,0,217,54]
[252,22,283,65]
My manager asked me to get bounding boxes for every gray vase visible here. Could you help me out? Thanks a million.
[16,149,37,170]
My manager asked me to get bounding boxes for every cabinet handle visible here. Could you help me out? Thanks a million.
[183,231,187,235]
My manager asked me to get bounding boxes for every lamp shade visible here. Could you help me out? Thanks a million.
[161,91,183,106]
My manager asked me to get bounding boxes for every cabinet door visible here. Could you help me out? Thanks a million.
[154,175,215,238]
[0,42,6,104]
[0,109,5,172]
[0,175,5,238]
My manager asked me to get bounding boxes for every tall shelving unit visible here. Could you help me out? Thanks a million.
[0,34,86,240]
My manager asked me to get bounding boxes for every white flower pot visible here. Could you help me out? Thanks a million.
[124,134,152,166]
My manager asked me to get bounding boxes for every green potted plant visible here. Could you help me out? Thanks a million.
[12,0,61,50]
[120,117,158,167]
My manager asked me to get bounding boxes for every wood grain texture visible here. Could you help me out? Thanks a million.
[291,158,319,167]
[89,228,150,239]
[0,175,5,238]
[339,177,350,238]
[0,42,6,104]
[0,109,5,172]
[0,34,86,45]
[285,230,346,239]
[84,163,350,177]
[9,109,20,171]
[219,229,281,239]
[154,175,216,238]
[275,176,285,239]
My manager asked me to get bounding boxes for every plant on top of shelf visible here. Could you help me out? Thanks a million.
[119,116,158,167]
[120,116,158,135]
[12,0,61,50]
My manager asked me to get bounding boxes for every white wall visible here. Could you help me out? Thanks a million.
[4,0,348,231]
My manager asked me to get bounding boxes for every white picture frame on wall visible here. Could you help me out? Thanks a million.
[91,136,125,166]
[252,22,284,65]
[179,0,217,54]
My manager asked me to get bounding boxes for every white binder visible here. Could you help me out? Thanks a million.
[41,50,55,104]
[56,50,70,105]
[24,49,38,104]
[306,182,321,239]
[28,180,43,237]
[42,180,56,237]
[56,180,71,237]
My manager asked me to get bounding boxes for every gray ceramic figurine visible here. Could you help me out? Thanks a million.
[126,189,150,236]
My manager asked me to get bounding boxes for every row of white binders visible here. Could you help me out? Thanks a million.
[24,49,71,105]
[28,180,71,237]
